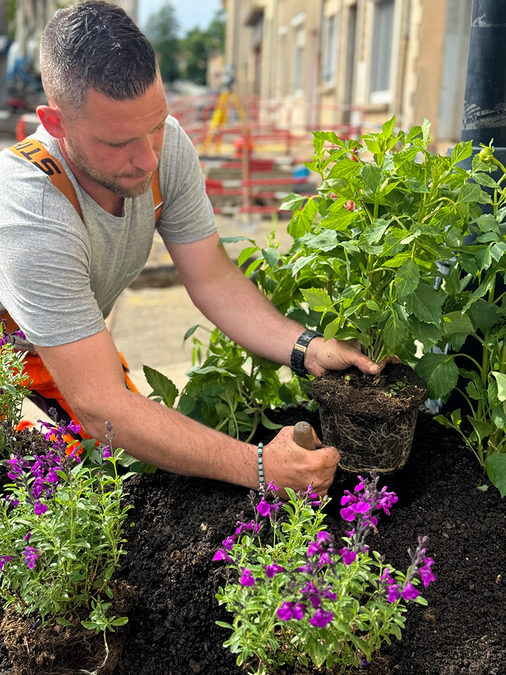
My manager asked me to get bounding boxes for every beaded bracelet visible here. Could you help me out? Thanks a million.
[257,442,265,489]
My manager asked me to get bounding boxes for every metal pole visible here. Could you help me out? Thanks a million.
[0,0,7,110]
[462,0,506,147]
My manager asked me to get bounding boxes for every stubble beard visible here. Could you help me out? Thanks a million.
[65,137,155,199]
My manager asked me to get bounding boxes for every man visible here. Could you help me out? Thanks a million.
[0,1,382,496]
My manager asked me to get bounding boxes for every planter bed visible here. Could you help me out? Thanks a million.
[0,409,505,675]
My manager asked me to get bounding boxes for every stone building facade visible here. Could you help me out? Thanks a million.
[223,0,473,151]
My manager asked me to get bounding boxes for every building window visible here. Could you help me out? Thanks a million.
[322,14,339,85]
[278,26,287,96]
[369,0,395,103]
[294,25,305,93]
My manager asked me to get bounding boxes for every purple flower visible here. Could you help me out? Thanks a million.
[400,581,420,601]
[265,563,284,579]
[339,547,357,565]
[67,422,81,435]
[310,608,333,628]
[291,603,305,620]
[212,549,232,563]
[256,497,281,518]
[23,546,39,570]
[316,531,332,544]
[34,502,48,516]
[418,561,436,588]
[24,531,31,542]
[340,506,357,522]
[387,584,401,603]
[350,500,371,514]
[0,556,12,571]
[46,469,59,484]
[222,535,235,551]
[277,601,294,621]
[236,519,262,536]
[102,445,113,459]
[240,568,255,587]
[323,586,337,601]
[256,498,272,517]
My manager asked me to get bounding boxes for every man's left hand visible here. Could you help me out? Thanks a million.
[304,337,393,377]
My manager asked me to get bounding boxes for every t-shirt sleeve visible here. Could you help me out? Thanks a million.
[155,119,217,244]
[0,177,105,347]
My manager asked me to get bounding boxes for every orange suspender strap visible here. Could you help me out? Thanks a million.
[7,139,163,225]
[2,138,155,433]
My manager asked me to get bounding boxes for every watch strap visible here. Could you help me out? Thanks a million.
[291,329,323,378]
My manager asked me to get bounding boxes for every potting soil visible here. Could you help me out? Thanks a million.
[0,410,504,675]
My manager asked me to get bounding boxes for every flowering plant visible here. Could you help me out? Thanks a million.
[0,415,133,644]
[213,474,435,673]
[0,321,32,454]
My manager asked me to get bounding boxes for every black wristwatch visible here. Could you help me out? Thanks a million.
[290,329,323,378]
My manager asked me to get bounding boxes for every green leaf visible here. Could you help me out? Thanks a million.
[406,284,445,325]
[216,621,234,630]
[458,183,482,203]
[143,366,178,408]
[280,192,306,211]
[302,288,332,311]
[260,410,283,430]
[450,141,473,166]
[415,353,458,399]
[471,298,502,330]
[442,311,474,338]
[406,125,422,142]
[492,372,506,402]
[183,324,199,341]
[485,452,506,497]
[468,416,494,443]
[405,178,430,193]
[383,306,408,349]
[219,236,255,245]
[237,246,259,267]
[56,618,73,627]
[111,617,129,627]
[361,163,382,193]
[328,157,361,180]
[395,259,420,298]
[422,118,431,146]
[472,172,500,188]
[81,621,97,631]
[261,247,281,268]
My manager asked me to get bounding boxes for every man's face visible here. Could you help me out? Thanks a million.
[60,73,169,199]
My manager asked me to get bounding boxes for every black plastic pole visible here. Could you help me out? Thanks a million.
[462,0,506,147]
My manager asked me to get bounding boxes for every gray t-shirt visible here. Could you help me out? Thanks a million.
[0,116,216,347]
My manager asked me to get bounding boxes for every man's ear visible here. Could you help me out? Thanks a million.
[36,104,66,139]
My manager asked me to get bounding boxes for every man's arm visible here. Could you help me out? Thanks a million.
[167,232,382,376]
[36,329,339,495]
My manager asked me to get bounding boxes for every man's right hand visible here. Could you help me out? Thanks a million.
[262,426,340,498]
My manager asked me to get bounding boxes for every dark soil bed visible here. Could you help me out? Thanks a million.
[0,409,505,675]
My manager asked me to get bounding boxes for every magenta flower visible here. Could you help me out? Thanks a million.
[339,547,357,565]
[419,559,436,587]
[222,535,235,551]
[0,556,12,571]
[400,581,420,601]
[102,446,113,459]
[24,531,31,542]
[256,498,272,517]
[23,546,39,570]
[212,549,231,563]
[277,601,294,621]
[34,502,48,516]
[340,506,357,521]
[310,608,333,628]
[265,563,284,579]
[387,584,401,603]
[291,603,305,620]
[240,568,255,587]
